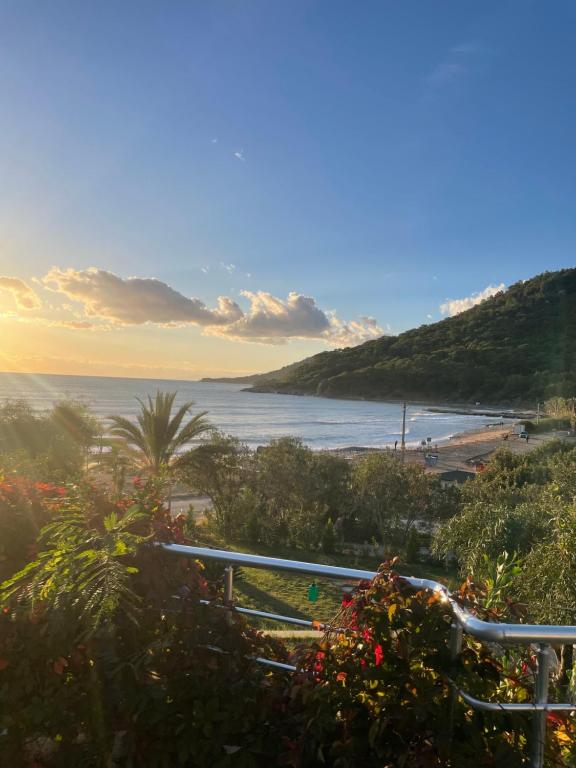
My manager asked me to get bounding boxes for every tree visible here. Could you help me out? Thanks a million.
[0,399,100,480]
[433,442,576,576]
[182,432,255,539]
[352,453,433,548]
[320,517,336,554]
[108,391,211,475]
[251,438,348,548]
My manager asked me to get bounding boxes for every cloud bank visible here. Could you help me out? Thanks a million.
[0,276,42,310]
[43,268,243,327]
[440,283,505,317]
[42,267,384,347]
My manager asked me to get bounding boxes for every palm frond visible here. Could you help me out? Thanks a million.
[0,504,149,636]
[108,415,150,457]
[169,409,211,453]
[108,390,211,474]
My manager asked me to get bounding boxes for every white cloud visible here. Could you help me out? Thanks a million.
[440,283,505,317]
[324,314,386,348]
[234,150,245,161]
[211,138,218,144]
[426,61,467,88]
[43,267,243,327]
[210,290,332,344]
[220,262,236,274]
[41,266,384,347]
[0,276,42,310]
[425,41,488,90]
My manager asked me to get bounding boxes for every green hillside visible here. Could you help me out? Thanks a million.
[247,269,576,405]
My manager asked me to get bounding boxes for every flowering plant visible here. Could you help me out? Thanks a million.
[288,562,575,767]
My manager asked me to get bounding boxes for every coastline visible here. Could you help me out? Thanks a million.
[326,422,546,472]
[242,384,536,419]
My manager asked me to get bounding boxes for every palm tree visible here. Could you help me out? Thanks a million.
[108,391,211,476]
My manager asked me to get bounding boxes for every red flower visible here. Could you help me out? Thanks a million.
[374,644,384,666]
[341,594,354,607]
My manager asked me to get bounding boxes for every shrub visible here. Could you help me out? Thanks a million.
[289,565,575,767]
[320,517,337,554]
[0,478,290,767]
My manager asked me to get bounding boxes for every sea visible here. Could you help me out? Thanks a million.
[0,372,515,451]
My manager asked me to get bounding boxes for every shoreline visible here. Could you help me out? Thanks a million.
[241,385,536,417]
[326,423,527,469]
[325,422,518,455]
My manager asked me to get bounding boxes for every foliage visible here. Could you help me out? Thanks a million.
[248,269,576,404]
[182,432,256,539]
[544,397,576,423]
[1,475,575,766]
[0,476,62,581]
[524,417,572,434]
[0,399,99,480]
[518,500,576,625]
[320,517,336,554]
[0,478,290,767]
[0,490,148,638]
[185,435,353,549]
[187,434,456,553]
[351,452,438,547]
[289,565,575,767]
[108,390,211,474]
[433,442,576,629]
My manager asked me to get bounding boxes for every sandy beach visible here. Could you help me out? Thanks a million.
[331,424,575,474]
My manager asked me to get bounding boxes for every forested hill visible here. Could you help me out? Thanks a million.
[244,269,576,405]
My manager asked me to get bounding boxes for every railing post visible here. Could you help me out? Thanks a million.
[224,565,234,625]
[448,621,464,748]
[531,644,551,768]
[449,621,463,660]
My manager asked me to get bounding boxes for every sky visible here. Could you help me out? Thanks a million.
[0,0,575,379]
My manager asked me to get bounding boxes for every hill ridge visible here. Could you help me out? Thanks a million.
[212,269,576,406]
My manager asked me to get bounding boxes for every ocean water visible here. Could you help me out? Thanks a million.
[0,372,513,450]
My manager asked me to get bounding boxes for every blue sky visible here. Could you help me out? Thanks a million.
[0,1,575,378]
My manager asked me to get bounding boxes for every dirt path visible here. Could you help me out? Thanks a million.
[404,427,570,473]
[331,426,574,474]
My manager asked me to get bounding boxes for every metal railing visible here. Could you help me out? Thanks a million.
[161,543,576,768]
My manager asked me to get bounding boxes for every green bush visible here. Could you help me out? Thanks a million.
[524,417,571,434]
[289,566,575,767]
[0,479,289,767]
[2,474,575,767]
[320,517,336,554]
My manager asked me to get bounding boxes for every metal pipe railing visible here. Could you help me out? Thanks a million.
[161,544,576,643]
[161,543,376,581]
[161,543,576,768]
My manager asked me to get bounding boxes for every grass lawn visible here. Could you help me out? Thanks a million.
[194,533,457,632]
